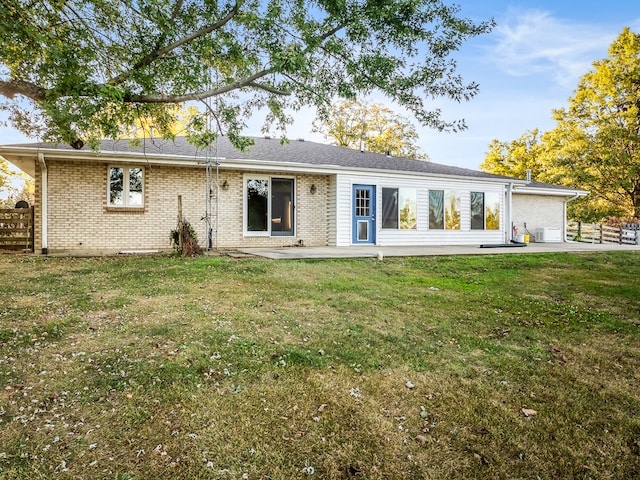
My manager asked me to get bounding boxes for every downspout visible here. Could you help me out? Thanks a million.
[563,193,581,241]
[506,182,514,243]
[38,153,48,254]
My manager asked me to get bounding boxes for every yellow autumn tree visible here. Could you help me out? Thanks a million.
[482,28,640,222]
[0,157,11,192]
[0,160,34,207]
[124,105,202,139]
[480,129,551,181]
[313,100,429,160]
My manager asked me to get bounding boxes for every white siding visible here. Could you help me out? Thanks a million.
[327,175,338,246]
[335,175,354,246]
[334,173,506,246]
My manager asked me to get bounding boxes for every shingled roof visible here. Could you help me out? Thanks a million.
[1,136,587,195]
[5,135,518,182]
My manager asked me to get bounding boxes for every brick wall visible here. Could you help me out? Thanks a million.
[213,171,329,248]
[35,159,329,253]
[512,193,565,238]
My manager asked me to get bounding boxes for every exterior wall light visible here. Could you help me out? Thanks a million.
[222,180,229,191]
[310,184,317,194]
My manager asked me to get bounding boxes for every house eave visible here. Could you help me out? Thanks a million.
[513,185,589,197]
[0,145,527,186]
[220,158,526,185]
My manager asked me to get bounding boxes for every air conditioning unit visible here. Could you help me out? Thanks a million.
[535,227,562,243]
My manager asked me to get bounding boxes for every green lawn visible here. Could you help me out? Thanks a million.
[1,252,639,479]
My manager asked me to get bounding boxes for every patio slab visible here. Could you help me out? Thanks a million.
[237,241,640,260]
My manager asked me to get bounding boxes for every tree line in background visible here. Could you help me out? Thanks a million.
[312,100,428,160]
[481,28,640,223]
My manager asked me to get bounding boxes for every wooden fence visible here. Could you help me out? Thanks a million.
[0,207,34,252]
[566,221,640,245]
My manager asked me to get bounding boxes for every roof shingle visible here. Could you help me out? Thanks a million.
[7,135,518,181]
[3,136,586,194]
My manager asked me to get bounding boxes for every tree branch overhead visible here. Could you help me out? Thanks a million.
[0,0,494,149]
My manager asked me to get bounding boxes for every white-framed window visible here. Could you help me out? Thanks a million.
[381,187,417,230]
[471,191,500,230]
[108,166,144,208]
[244,175,295,236]
[429,189,460,230]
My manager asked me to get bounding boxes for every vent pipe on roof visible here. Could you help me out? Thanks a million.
[525,169,532,183]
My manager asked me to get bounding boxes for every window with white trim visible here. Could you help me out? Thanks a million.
[108,166,144,208]
[244,175,295,236]
[381,187,417,229]
[429,189,460,230]
[471,191,500,230]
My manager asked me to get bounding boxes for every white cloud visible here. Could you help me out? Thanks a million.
[489,9,620,88]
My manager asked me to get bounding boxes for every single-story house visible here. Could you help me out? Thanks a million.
[0,136,587,254]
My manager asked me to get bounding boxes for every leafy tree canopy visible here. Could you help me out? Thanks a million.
[0,157,10,191]
[0,0,493,150]
[125,105,201,139]
[480,129,547,180]
[312,100,428,159]
[481,27,640,222]
[545,27,640,220]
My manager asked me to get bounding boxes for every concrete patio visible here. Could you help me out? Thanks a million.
[237,241,640,260]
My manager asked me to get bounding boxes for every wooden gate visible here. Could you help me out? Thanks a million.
[0,207,34,252]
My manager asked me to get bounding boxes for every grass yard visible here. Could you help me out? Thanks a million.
[0,251,639,479]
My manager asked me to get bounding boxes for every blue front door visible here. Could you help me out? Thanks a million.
[352,185,376,244]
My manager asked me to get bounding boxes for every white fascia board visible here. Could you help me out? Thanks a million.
[218,158,523,186]
[0,146,211,166]
[513,186,589,197]
[327,168,522,186]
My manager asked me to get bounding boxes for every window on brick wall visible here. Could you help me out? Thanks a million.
[244,175,294,236]
[108,166,144,208]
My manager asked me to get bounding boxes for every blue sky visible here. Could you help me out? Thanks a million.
[1,1,640,174]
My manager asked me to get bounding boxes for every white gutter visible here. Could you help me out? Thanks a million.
[563,192,582,241]
[38,153,48,254]
[513,186,589,197]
